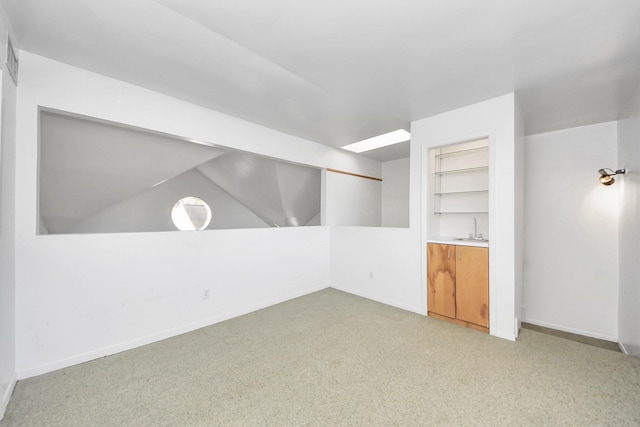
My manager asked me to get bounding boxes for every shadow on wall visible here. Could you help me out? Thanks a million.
[38,109,321,234]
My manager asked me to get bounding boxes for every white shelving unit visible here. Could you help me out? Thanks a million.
[430,139,489,237]
[433,144,488,215]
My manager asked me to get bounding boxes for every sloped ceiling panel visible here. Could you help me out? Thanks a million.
[274,161,321,227]
[196,152,321,227]
[7,0,640,150]
[39,111,226,233]
[65,168,269,234]
[40,111,321,234]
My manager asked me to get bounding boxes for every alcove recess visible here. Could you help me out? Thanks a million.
[429,138,489,239]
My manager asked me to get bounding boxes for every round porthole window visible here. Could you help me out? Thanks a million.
[171,197,212,231]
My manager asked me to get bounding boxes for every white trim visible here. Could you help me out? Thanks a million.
[615,340,640,356]
[524,318,617,342]
[491,330,517,341]
[618,341,629,355]
[485,130,499,339]
[330,285,422,315]
[1,372,17,420]
[419,143,429,316]
[419,130,507,339]
[17,285,328,379]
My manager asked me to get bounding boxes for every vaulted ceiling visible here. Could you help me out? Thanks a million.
[39,111,321,233]
[4,0,640,160]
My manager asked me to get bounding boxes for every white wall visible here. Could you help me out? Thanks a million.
[618,85,640,355]
[14,52,378,378]
[524,122,619,340]
[381,157,409,228]
[330,94,522,338]
[411,93,520,341]
[324,158,409,227]
[330,227,421,312]
[324,170,381,226]
[0,4,17,419]
[328,153,417,314]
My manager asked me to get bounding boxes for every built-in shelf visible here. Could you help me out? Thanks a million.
[435,166,488,176]
[435,146,488,159]
[431,139,489,237]
[434,211,489,215]
[434,190,488,196]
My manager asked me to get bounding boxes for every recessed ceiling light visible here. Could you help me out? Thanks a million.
[341,129,411,153]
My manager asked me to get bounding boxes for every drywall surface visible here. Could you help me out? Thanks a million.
[328,161,417,310]
[411,93,519,341]
[617,86,640,355]
[381,157,410,227]
[324,170,381,226]
[13,52,377,377]
[330,226,421,313]
[0,5,18,419]
[524,122,619,340]
[17,227,330,378]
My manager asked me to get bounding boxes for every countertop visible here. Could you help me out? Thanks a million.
[427,236,489,248]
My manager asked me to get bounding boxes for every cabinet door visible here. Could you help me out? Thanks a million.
[455,246,489,327]
[427,244,456,319]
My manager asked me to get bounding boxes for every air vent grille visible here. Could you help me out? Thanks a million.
[6,36,18,85]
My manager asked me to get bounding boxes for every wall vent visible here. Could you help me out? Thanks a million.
[6,36,18,85]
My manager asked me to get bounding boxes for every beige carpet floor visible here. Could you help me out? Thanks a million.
[2,288,639,426]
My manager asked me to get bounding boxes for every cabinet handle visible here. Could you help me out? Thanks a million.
[447,249,450,259]
[458,250,462,261]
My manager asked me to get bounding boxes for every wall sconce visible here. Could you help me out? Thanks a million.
[598,168,626,186]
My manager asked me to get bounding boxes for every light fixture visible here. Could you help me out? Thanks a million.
[341,129,410,153]
[598,168,626,186]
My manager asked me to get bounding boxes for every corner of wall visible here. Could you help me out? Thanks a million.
[514,94,525,337]
[0,11,18,419]
[617,83,640,356]
[491,329,517,342]
[1,372,17,420]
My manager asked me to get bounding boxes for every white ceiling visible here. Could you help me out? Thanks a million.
[5,0,640,160]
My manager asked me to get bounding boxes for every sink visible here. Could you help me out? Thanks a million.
[453,237,489,243]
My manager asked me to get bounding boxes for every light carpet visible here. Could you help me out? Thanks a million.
[2,288,639,426]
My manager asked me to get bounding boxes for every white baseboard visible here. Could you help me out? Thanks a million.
[618,341,629,355]
[617,340,640,356]
[330,285,422,315]
[1,372,17,421]
[18,284,329,380]
[333,285,520,342]
[523,318,617,342]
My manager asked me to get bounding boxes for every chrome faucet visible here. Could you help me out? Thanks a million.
[469,217,483,240]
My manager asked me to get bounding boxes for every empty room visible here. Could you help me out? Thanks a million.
[1,1,639,425]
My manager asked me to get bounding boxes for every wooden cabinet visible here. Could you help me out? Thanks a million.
[427,243,489,332]
[427,244,456,319]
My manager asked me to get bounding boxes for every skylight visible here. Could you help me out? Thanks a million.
[340,129,411,153]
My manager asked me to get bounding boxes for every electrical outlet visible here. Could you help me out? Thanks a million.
[203,289,210,300]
